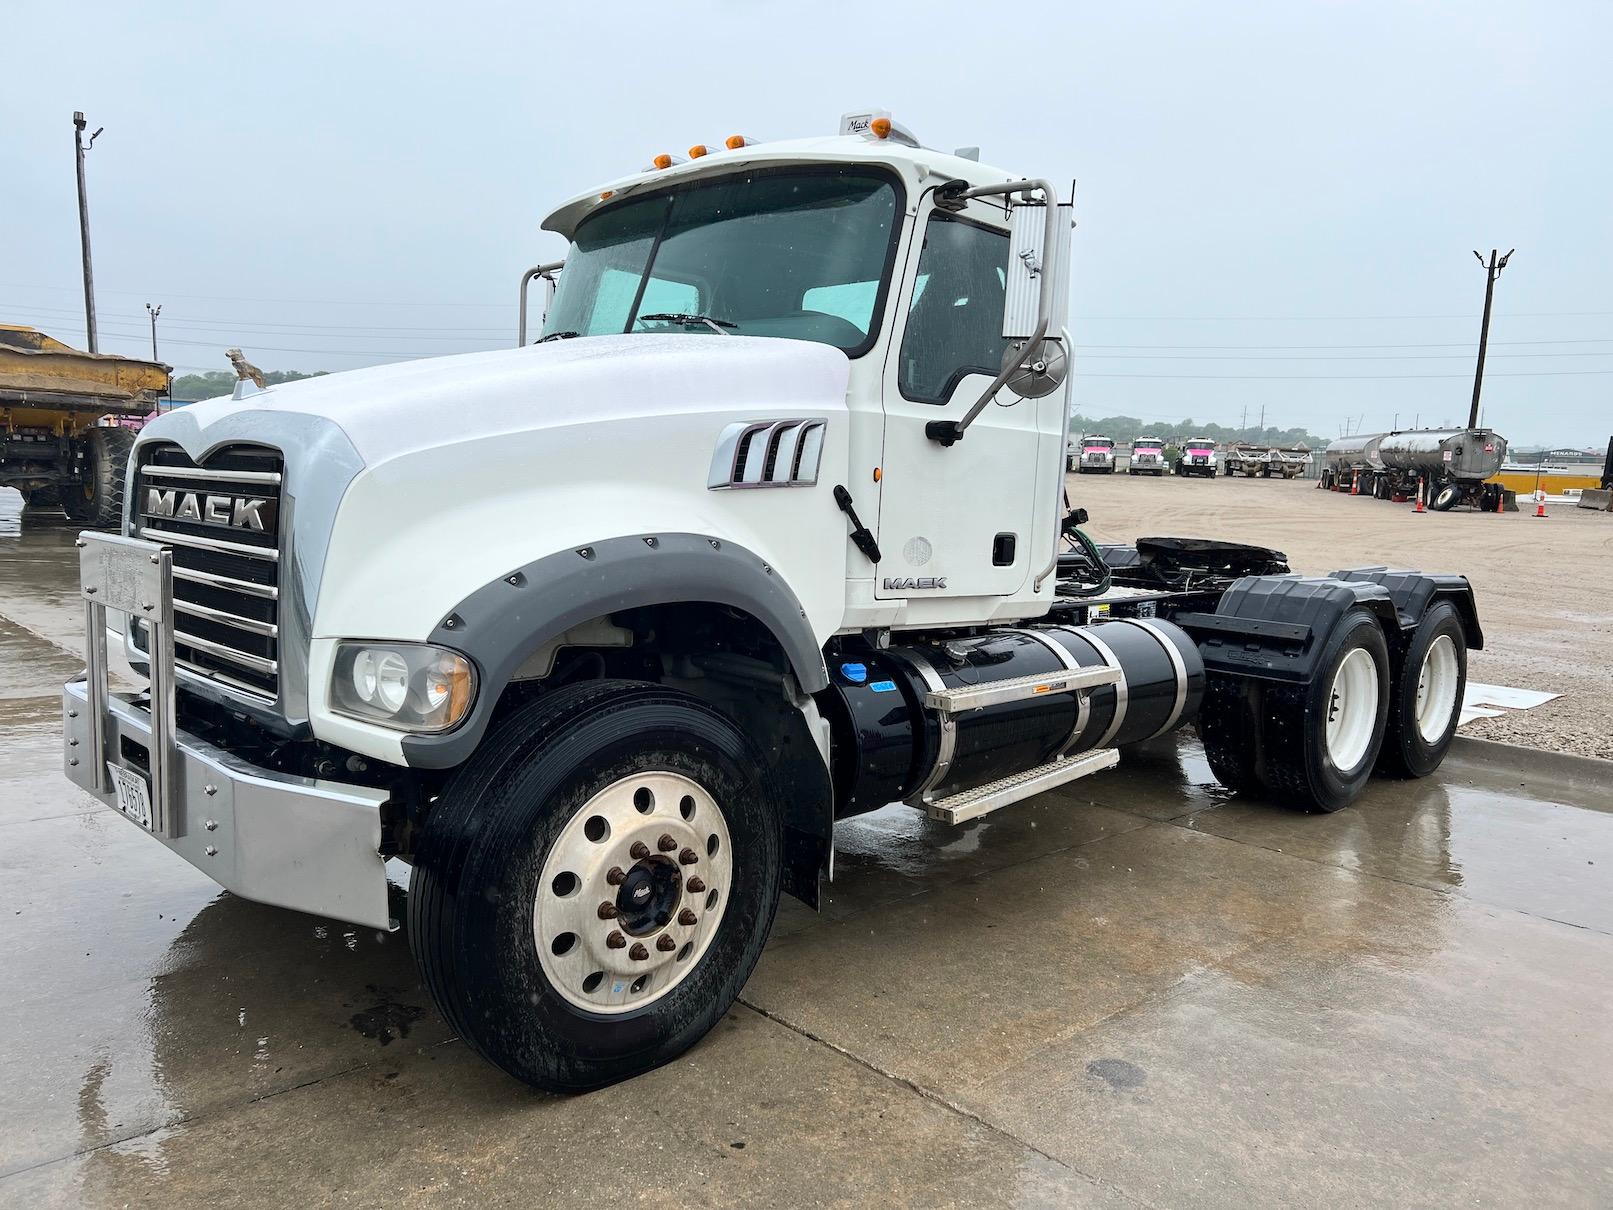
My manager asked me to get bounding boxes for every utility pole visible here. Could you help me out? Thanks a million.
[1257,405,1265,440]
[1468,248,1514,430]
[146,302,162,360]
[73,112,103,353]
[1240,406,1247,440]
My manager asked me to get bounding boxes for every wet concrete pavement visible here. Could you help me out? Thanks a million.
[3,517,1612,1207]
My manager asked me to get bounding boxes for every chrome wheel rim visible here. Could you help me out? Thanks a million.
[535,771,732,1014]
[1325,647,1379,771]
[1414,635,1459,743]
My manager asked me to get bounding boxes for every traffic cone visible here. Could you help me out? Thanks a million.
[1350,474,1359,496]
[1533,491,1548,518]
[1414,480,1425,514]
[1496,488,1505,514]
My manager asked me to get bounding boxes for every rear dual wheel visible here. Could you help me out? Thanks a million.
[1202,603,1465,809]
[1378,602,1466,778]
[409,680,782,1091]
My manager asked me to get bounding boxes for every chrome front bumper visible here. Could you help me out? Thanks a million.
[63,533,394,930]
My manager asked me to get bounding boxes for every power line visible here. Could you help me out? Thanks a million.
[7,280,1613,321]
[1076,369,1613,380]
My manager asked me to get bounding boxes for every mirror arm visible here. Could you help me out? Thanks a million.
[925,315,1049,446]
[926,179,1062,447]
[517,260,566,346]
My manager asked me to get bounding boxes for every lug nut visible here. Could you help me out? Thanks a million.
[630,841,651,860]
[606,931,626,949]
[678,847,699,866]
[628,942,650,961]
[657,833,678,852]
[656,935,677,952]
[606,866,627,886]
[679,908,698,926]
[597,902,618,920]
[686,876,705,894]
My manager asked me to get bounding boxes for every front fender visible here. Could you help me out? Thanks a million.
[397,533,829,769]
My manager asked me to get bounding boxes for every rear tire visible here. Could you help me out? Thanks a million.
[62,427,135,528]
[1378,602,1466,778]
[1198,675,1261,793]
[408,680,783,1092]
[1259,609,1390,812]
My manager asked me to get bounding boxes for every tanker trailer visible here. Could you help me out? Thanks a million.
[1320,433,1385,493]
[1378,428,1508,510]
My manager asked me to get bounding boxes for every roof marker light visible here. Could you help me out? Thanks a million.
[688,144,708,158]
[870,117,892,139]
[725,134,748,149]
[599,190,615,200]
[652,153,674,170]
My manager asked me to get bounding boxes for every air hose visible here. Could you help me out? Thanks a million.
[1056,524,1112,598]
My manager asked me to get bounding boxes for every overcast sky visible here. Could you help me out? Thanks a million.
[6,1,1610,447]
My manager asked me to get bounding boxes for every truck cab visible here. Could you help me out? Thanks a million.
[1073,434,1116,473]
[1175,436,1218,478]
[1128,436,1165,475]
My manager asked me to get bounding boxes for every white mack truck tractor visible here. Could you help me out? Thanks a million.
[1128,436,1166,475]
[62,112,1482,1092]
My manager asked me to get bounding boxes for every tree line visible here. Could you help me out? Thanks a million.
[170,369,328,402]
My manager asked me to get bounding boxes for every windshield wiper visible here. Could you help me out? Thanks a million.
[636,313,736,335]
[538,330,579,343]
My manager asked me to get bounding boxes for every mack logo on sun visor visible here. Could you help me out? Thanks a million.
[143,487,275,533]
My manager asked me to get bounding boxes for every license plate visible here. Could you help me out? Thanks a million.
[107,763,153,829]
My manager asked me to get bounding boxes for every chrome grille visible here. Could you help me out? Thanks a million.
[134,444,283,702]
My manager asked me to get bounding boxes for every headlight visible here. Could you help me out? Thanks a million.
[331,642,476,733]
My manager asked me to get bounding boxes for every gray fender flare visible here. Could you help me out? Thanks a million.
[400,533,829,769]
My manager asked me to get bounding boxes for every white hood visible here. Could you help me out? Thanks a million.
[156,333,851,469]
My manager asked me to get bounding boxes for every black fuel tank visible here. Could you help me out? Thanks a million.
[822,620,1204,817]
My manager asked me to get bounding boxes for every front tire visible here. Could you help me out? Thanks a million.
[409,680,783,1091]
[1378,602,1466,778]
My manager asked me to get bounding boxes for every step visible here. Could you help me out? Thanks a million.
[921,748,1120,824]
[923,664,1120,714]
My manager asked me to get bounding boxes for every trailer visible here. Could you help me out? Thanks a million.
[1322,429,1507,509]
[1223,443,1309,479]
[0,325,168,526]
[61,111,1484,1094]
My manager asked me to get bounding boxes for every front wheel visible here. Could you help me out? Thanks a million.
[408,680,782,1091]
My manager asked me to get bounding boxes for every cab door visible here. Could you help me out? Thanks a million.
[873,199,1046,600]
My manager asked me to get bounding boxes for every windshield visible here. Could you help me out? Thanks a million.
[1136,440,1163,449]
[542,168,901,355]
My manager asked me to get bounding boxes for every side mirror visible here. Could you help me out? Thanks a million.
[927,181,1071,445]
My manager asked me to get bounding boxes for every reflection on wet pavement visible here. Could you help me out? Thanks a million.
[3,526,1612,1204]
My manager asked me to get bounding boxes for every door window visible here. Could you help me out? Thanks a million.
[898,214,1011,404]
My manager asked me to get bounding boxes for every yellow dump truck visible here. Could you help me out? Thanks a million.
[0,325,170,526]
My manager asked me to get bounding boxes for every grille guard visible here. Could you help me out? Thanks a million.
[77,531,180,836]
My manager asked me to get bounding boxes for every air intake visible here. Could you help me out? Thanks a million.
[707,418,827,489]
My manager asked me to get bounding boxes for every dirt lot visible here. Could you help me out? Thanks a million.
[1069,470,1613,759]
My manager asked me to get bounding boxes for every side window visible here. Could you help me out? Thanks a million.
[898,214,1011,404]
